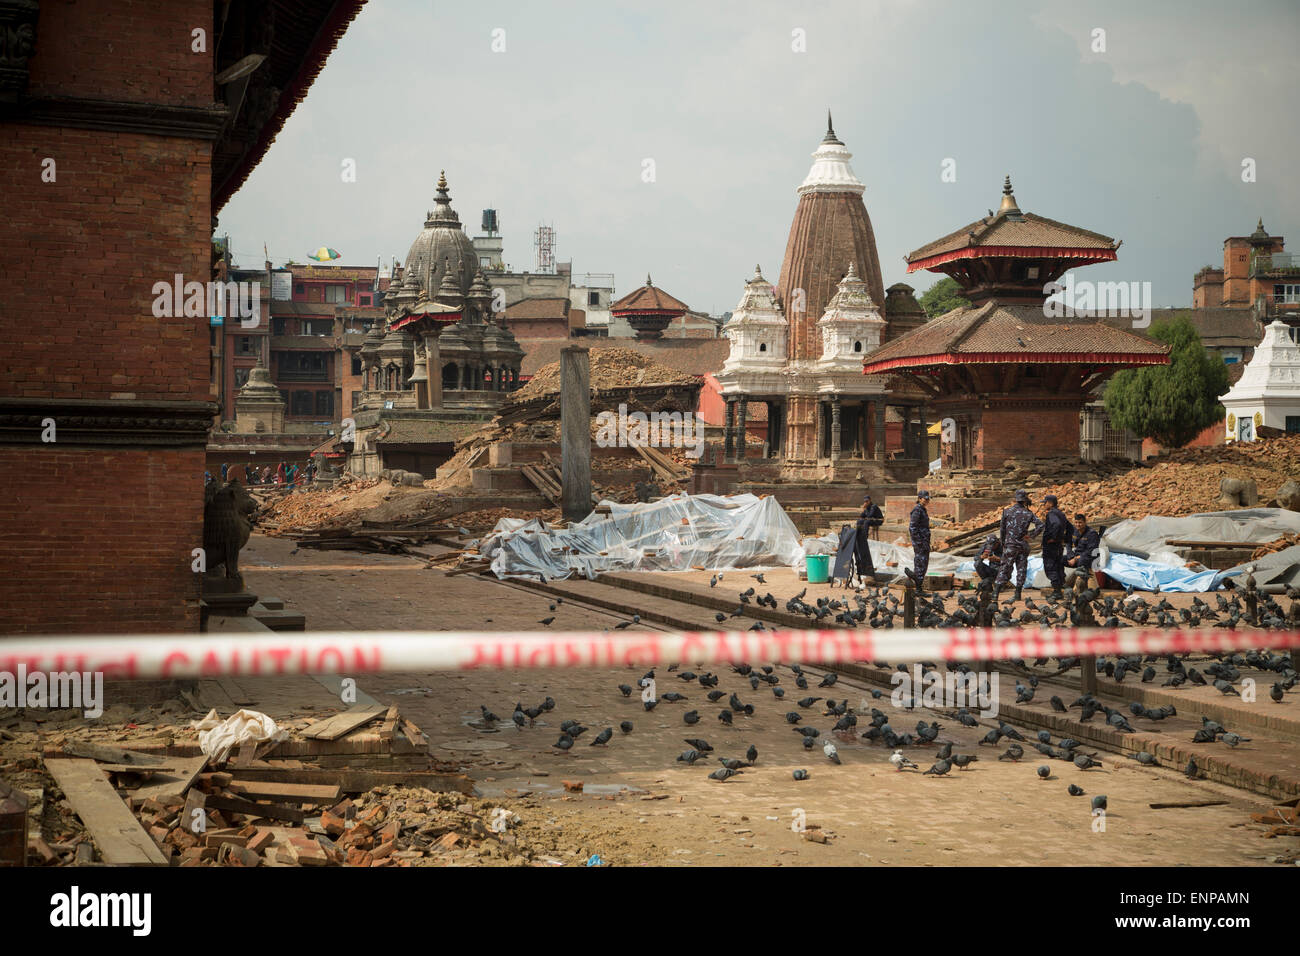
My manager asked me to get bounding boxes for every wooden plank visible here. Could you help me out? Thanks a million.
[44,759,168,866]
[57,741,168,766]
[379,706,399,743]
[300,704,386,741]
[126,755,209,803]
[225,768,474,795]
[201,792,305,825]
[217,676,255,705]
[226,780,341,804]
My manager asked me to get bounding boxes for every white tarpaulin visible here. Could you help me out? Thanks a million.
[1102,509,1300,557]
[485,493,804,581]
[805,529,971,577]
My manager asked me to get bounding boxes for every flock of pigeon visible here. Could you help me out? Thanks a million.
[486,574,1298,813]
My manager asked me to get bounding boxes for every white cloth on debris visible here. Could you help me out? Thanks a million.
[190,708,286,764]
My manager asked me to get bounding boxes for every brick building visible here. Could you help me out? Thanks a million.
[0,0,366,634]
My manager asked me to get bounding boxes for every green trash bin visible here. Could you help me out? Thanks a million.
[805,553,830,584]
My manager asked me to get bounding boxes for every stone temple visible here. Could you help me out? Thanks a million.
[713,114,931,489]
[348,172,524,477]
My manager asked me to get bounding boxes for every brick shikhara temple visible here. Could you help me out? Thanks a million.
[862,177,1170,471]
[714,115,929,484]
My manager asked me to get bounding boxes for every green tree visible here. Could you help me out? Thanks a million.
[1103,314,1230,448]
[918,277,970,317]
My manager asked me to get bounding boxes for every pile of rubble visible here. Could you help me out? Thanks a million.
[943,436,1300,536]
[509,346,698,403]
[7,697,504,867]
[1253,533,1300,561]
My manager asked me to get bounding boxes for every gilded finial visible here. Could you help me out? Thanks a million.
[646,273,653,287]
[438,170,448,191]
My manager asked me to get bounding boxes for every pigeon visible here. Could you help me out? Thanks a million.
[554,735,574,751]
[1185,757,1199,779]
[1036,765,1051,779]
[1128,751,1156,765]
[1091,795,1107,811]
[951,754,978,770]
[797,696,822,709]
[785,711,802,725]
[924,759,952,776]
[935,742,954,761]
[1067,784,1086,796]
[802,736,815,750]
[998,744,1024,762]
[1220,732,1249,748]
[890,750,918,771]
[683,710,699,725]
[708,767,740,782]
[718,757,747,771]
[746,745,758,764]
[718,709,733,725]
[818,672,839,688]
[1073,753,1103,770]
[538,617,555,627]
[661,692,687,702]
[792,769,809,781]
[677,749,705,764]
[1050,695,1067,713]
[643,699,657,712]
[479,705,499,723]
[541,697,556,712]
[683,738,713,752]
[619,721,633,734]
[618,684,633,697]
[706,690,726,702]
[715,612,727,623]
[589,727,612,746]
[823,741,841,765]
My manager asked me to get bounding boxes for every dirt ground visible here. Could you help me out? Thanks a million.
[233,535,1294,867]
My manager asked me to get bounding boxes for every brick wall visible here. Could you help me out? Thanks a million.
[27,0,212,106]
[977,401,1081,466]
[0,448,203,633]
[0,0,213,635]
[0,133,210,402]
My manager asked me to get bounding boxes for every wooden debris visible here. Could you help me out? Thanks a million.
[301,704,386,741]
[44,759,168,865]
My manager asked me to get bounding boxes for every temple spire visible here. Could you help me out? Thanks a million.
[997,175,1021,216]
[822,109,842,145]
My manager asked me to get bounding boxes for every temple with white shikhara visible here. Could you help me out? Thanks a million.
[715,114,930,484]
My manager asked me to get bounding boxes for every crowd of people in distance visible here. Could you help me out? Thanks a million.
[204,459,315,489]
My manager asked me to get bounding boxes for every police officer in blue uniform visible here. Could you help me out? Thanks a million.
[994,488,1043,602]
[1040,493,1074,600]
[905,490,931,592]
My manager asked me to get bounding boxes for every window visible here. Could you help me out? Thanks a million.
[352,391,360,410]
[236,336,257,356]
[294,283,304,294]
[853,341,862,352]
[292,391,313,416]
[351,354,362,375]
[325,285,347,304]
[304,319,332,336]
[315,391,334,417]
[588,291,600,307]
[272,318,287,335]
[480,256,490,267]
[1274,284,1300,304]
[1287,416,1300,434]
[359,295,371,306]
[758,342,767,353]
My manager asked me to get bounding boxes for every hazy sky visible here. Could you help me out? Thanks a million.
[220,0,1300,314]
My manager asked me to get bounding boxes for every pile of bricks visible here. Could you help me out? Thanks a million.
[1252,534,1300,561]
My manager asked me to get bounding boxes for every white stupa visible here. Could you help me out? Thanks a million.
[1220,320,1300,441]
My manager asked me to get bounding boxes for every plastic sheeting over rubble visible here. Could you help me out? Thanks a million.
[1102,509,1300,558]
[484,493,804,581]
